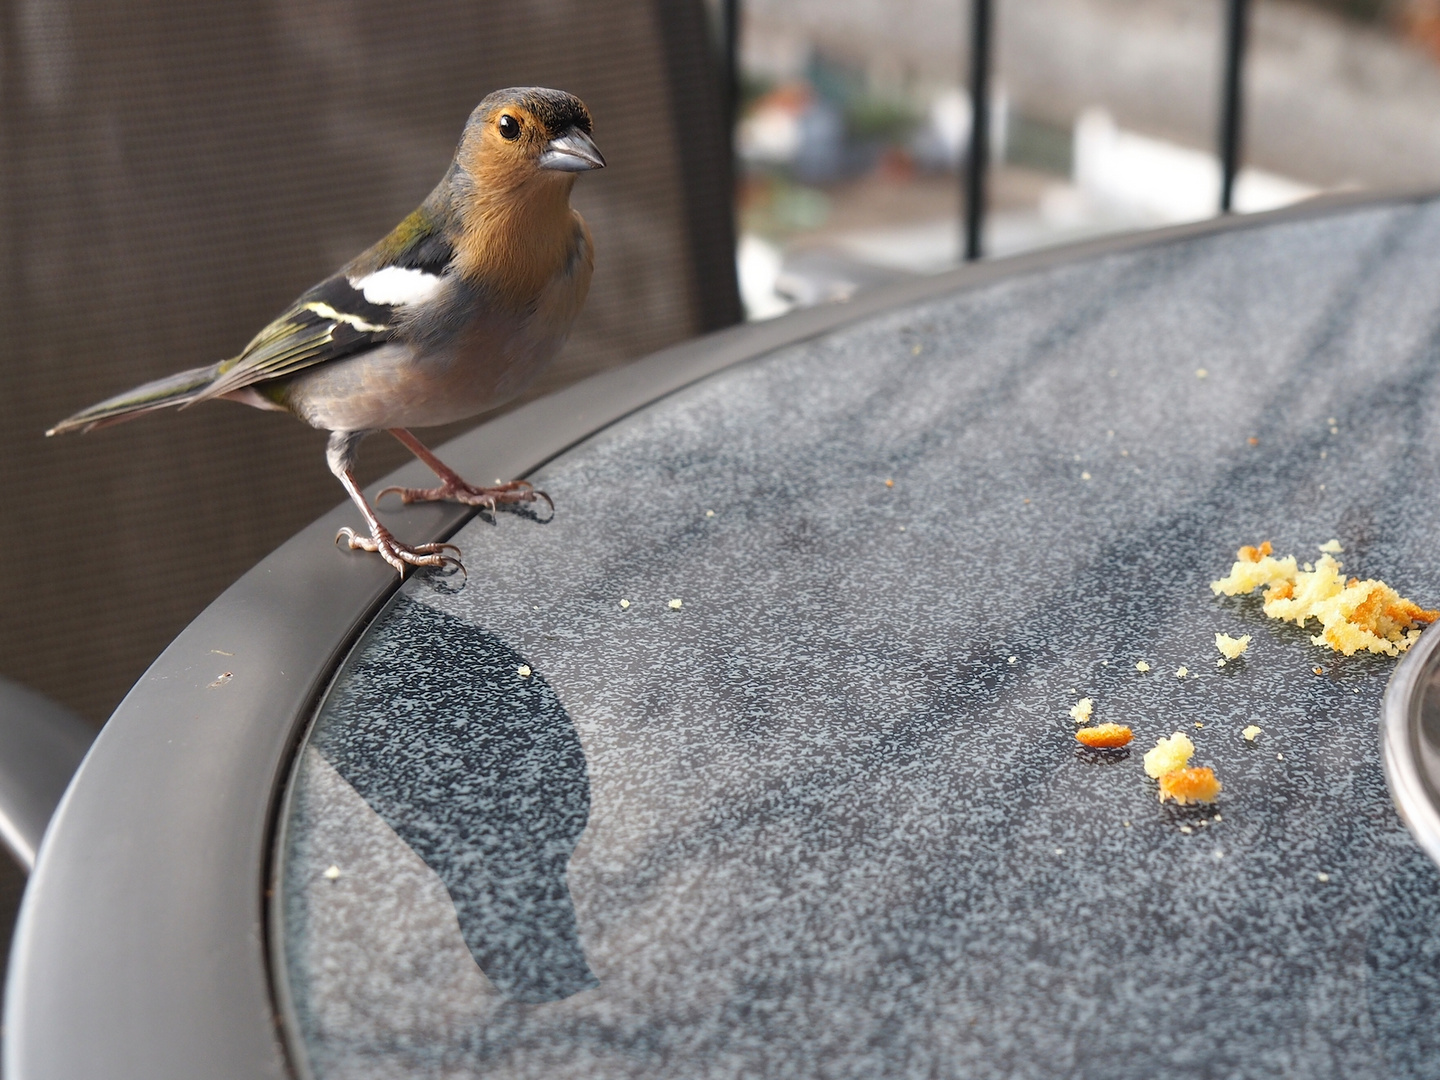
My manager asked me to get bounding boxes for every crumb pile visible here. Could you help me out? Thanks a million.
[1211,541,1438,656]
[1142,731,1221,805]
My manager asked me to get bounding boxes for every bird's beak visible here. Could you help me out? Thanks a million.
[538,128,606,172]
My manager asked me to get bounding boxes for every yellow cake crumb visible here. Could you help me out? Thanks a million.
[1175,666,1188,678]
[1069,697,1094,724]
[1076,723,1133,748]
[1211,541,1298,597]
[1143,732,1195,778]
[1159,767,1222,805]
[1243,725,1262,741]
[1214,544,1438,656]
[1135,660,1151,673]
[1215,633,1251,660]
[1318,539,1343,554]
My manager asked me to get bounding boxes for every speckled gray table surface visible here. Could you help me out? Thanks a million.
[278,201,1440,1080]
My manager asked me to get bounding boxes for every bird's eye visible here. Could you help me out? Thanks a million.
[498,114,520,141]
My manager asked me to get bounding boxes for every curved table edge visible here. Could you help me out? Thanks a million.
[1382,623,1440,869]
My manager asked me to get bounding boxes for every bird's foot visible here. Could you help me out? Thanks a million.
[335,524,464,577]
[378,477,553,515]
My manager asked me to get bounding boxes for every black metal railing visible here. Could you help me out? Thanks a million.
[721,0,1254,263]
[962,0,1251,257]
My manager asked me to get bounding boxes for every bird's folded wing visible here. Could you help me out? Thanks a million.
[192,274,399,403]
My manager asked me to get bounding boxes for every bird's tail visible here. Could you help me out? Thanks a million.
[46,362,224,436]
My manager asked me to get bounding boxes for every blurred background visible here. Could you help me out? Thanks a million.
[732,0,1440,316]
[4,0,1440,732]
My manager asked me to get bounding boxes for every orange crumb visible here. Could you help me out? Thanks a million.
[1388,597,1440,626]
[1264,580,1294,602]
[1076,724,1133,749]
[1248,437,1259,446]
[1237,540,1274,563]
[1158,767,1222,805]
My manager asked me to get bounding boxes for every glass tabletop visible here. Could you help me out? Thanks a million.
[276,199,1440,1079]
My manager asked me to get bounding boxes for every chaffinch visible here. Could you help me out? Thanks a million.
[48,86,604,575]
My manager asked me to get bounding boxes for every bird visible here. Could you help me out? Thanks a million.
[47,86,604,575]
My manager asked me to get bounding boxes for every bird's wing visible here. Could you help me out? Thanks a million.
[193,207,455,403]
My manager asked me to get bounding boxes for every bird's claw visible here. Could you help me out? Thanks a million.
[335,525,465,577]
[377,478,553,516]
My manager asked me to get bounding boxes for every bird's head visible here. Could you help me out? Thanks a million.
[457,87,605,195]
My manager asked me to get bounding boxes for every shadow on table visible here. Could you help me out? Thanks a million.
[314,598,597,1003]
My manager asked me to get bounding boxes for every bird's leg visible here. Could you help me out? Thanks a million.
[327,430,463,576]
[378,428,553,514]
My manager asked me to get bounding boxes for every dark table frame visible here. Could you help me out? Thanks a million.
[8,190,1436,1080]
[1382,596,1440,868]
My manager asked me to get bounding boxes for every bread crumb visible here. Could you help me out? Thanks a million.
[1081,471,1092,481]
[1217,659,1226,668]
[1243,725,1262,741]
[1069,697,1094,724]
[1215,633,1251,660]
[1316,872,1330,883]
[1211,541,1296,597]
[1313,666,1324,675]
[1194,722,1205,728]
[1076,723,1133,748]
[1213,814,1222,822]
[619,599,630,609]
[885,479,894,487]
[1214,543,1437,656]
[1159,767,1223,805]
[1135,660,1151,672]
[323,865,341,881]
[706,509,716,517]
[517,665,531,677]
[1123,820,1131,827]
[1318,539,1343,554]
[668,598,683,610]
[1196,368,1209,378]
[1175,666,1188,677]
[1008,655,1018,664]
[1144,732,1195,778]
[1180,825,1193,834]
[1277,752,1285,760]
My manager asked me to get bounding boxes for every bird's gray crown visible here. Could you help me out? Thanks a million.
[475,87,592,136]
